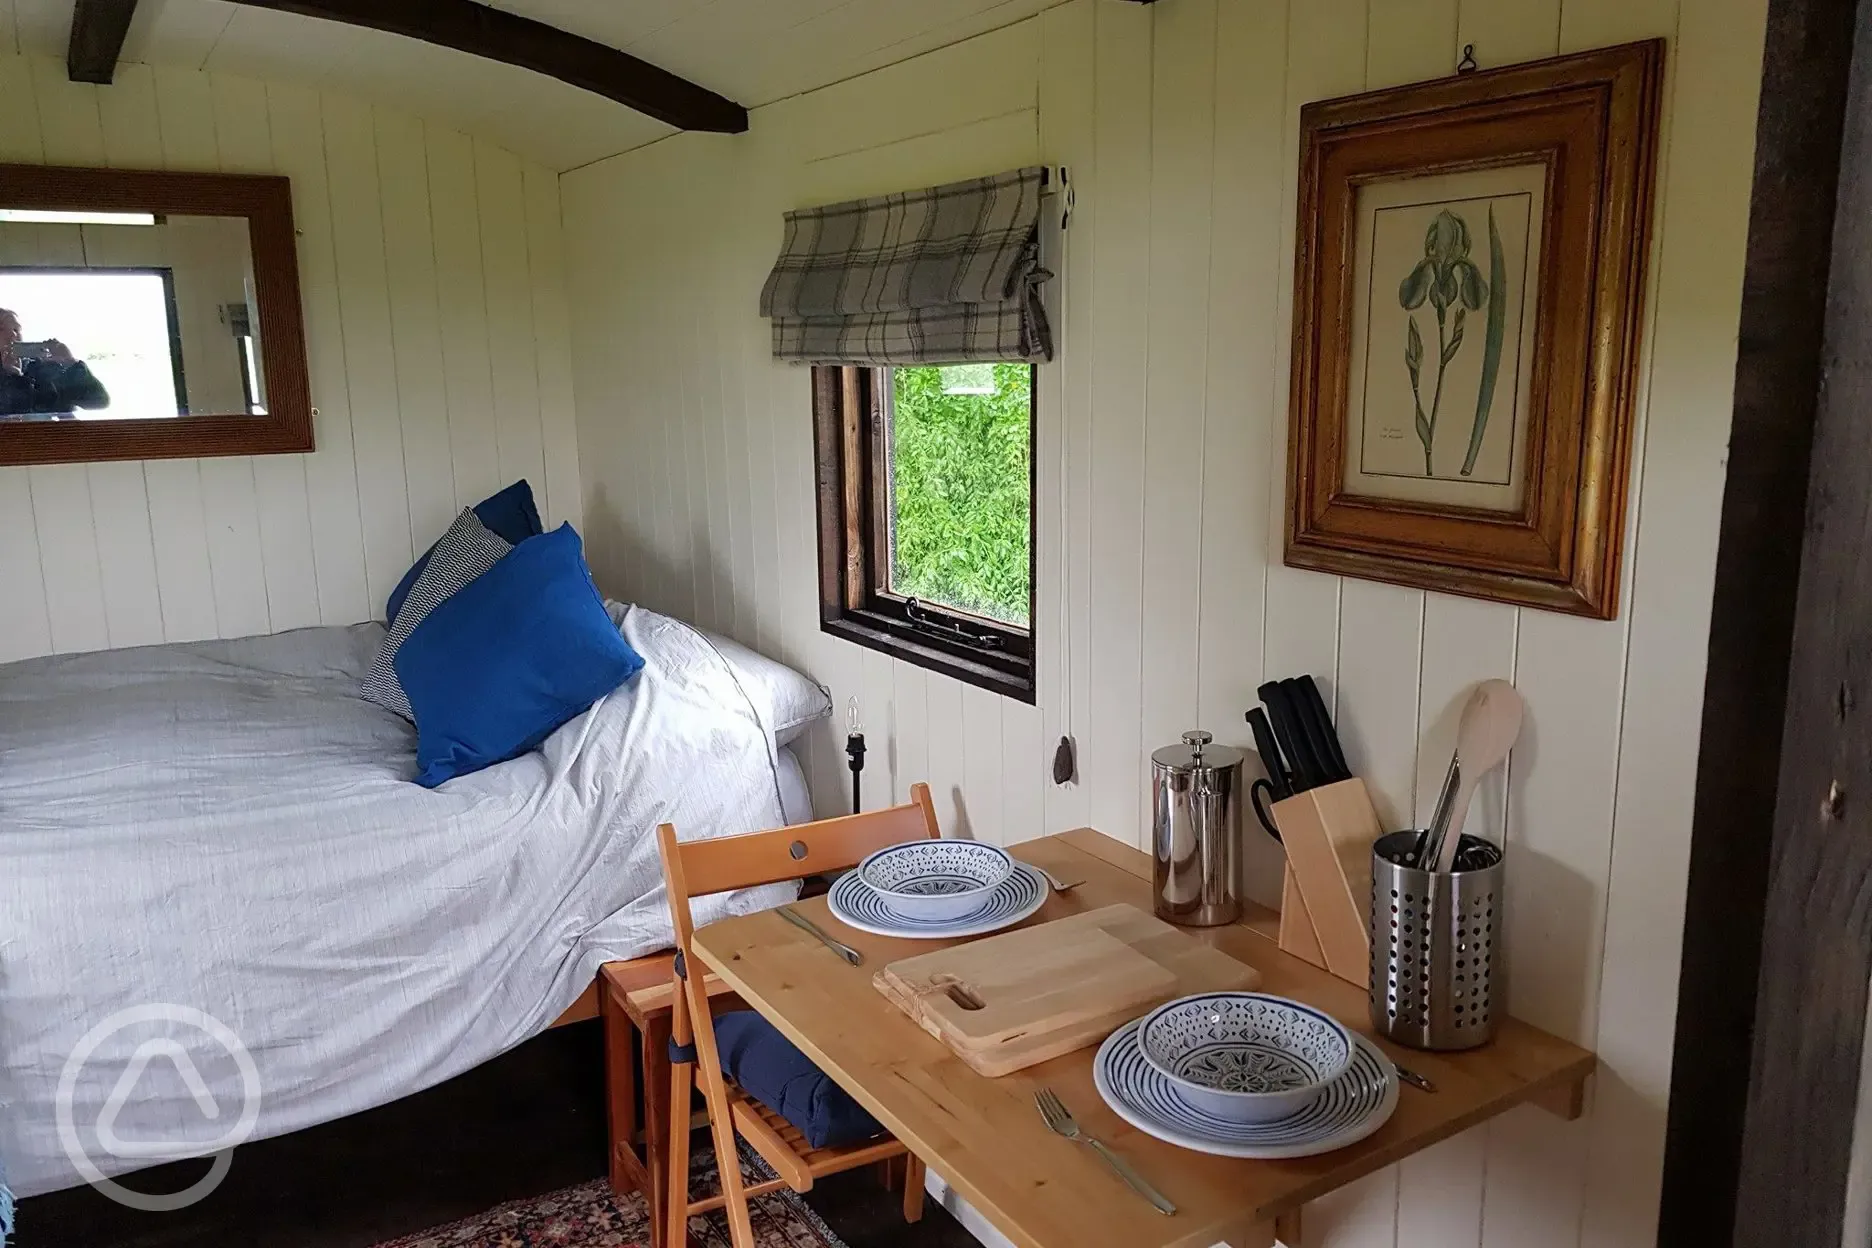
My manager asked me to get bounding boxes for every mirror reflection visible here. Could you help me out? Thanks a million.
[0,212,268,423]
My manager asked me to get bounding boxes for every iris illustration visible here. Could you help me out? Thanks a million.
[1399,209,1491,477]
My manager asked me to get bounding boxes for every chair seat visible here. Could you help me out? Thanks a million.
[724,1078,907,1192]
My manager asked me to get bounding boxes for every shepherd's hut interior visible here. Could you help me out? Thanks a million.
[2,0,1867,1244]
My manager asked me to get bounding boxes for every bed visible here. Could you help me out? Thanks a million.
[0,603,821,1198]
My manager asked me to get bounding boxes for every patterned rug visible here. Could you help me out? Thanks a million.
[370,1140,850,1248]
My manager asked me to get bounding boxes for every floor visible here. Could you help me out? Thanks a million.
[18,1021,979,1248]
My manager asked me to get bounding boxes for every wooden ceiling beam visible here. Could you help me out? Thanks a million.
[225,0,748,133]
[68,0,139,84]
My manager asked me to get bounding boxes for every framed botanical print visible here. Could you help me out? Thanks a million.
[1286,40,1665,618]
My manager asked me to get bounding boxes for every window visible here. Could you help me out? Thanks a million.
[0,267,187,420]
[813,362,1036,702]
[224,300,268,415]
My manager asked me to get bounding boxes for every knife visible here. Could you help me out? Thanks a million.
[1287,676,1351,785]
[1296,675,1353,782]
[1245,707,1293,800]
[1258,680,1324,792]
[1245,707,1291,844]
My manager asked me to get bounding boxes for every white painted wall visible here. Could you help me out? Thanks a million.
[560,0,1767,1243]
[0,53,582,661]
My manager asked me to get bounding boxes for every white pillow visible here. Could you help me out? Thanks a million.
[703,631,833,746]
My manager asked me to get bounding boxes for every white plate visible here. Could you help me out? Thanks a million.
[1094,1020,1398,1159]
[827,860,1048,939]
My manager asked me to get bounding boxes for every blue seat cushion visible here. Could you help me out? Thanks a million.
[396,524,644,787]
[386,479,543,627]
[713,1010,884,1150]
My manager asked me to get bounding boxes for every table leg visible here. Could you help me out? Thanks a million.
[1275,1207,1303,1247]
[601,986,640,1199]
[645,1012,673,1248]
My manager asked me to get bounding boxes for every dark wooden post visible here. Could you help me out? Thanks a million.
[1664,0,1872,1241]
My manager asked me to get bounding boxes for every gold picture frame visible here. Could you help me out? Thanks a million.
[1286,40,1665,619]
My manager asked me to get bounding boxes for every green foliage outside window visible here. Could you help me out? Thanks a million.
[887,363,1032,626]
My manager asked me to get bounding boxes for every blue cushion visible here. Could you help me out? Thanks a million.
[713,1010,884,1150]
[396,524,643,787]
[386,480,543,626]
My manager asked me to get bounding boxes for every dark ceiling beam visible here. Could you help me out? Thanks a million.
[68,0,139,84]
[226,0,747,133]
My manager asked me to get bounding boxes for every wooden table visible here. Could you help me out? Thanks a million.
[690,830,1595,1248]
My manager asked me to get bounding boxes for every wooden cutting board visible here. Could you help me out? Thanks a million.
[873,903,1261,1077]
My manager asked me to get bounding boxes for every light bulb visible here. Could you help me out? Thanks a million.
[846,696,862,735]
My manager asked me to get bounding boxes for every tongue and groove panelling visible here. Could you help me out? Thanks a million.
[559,0,1765,1242]
[0,53,582,660]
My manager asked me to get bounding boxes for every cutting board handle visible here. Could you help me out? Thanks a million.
[920,974,986,1012]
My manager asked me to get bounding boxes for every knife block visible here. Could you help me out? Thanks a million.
[1272,778,1382,989]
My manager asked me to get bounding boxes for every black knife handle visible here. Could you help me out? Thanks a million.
[1296,675,1353,782]
[1258,680,1323,792]
[1245,707,1293,800]
[1284,677,1348,787]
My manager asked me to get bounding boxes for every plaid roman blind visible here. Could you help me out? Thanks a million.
[758,166,1053,365]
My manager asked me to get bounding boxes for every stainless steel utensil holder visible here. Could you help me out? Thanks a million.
[1370,830,1502,1051]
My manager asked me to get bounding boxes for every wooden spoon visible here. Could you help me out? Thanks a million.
[1431,679,1525,873]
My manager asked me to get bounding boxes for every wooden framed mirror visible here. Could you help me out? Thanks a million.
[0,163,312,465]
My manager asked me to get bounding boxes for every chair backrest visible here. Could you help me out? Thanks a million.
[656,789,938,1245]
[657,782,941,951]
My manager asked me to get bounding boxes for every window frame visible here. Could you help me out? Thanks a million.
[811,362,1037,703]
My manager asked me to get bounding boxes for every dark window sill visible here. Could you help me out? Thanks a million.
[821,613,1035,704]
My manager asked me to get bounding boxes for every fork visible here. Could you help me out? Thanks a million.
[1036,865,1084,893]
[1035,1087,1175,1216]
[776,906,864,966]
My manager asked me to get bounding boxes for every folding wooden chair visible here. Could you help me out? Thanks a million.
[657,783,939,1248]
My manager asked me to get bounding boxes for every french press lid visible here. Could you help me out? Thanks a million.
[1150,729,1245,773]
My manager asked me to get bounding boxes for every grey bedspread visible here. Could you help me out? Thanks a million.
[0,604,794,1197]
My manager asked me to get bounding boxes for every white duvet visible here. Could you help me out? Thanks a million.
[0,604,795,1197]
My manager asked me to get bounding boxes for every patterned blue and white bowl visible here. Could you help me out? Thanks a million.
[1136,992,1354,1123]
[855,839,1015,923]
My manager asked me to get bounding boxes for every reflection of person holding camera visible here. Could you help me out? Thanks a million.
[0,308,111,421]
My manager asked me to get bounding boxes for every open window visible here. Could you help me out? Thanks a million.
[813,362,1036,702]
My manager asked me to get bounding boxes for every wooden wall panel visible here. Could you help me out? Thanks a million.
[1201,0,1287,903]
[1583,0,1767,1240]
[1037,0,1095,844]
[1083,2,1153,851]
[1137,0,1217,822]
[553,1,1763,1242]
[0,53,580,662]
[324,92,414,614]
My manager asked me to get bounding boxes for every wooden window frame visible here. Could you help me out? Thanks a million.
[812,363,1037,704]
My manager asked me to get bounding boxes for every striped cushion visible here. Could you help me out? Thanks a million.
[362,508,512,721]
